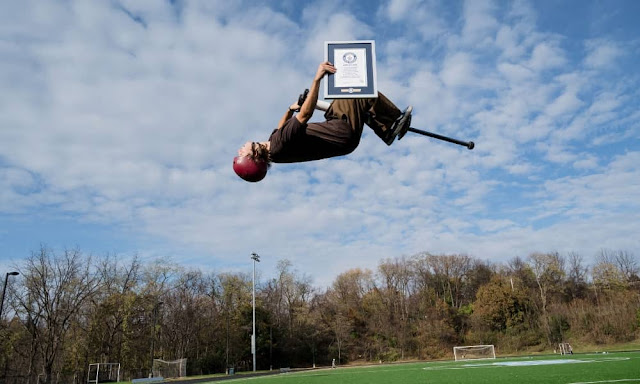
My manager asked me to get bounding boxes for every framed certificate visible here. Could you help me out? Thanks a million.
[324,40,378,99]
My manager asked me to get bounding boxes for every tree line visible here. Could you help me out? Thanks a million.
[1,246,639,384]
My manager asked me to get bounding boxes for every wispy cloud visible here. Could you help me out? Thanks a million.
[584,39,624,69]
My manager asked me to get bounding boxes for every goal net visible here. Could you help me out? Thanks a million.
[453,345,496,361]
[558,342,573,355]
[87,363,120,383]
[152,358,187,378]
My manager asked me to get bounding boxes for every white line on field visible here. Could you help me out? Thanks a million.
[568,380,640,384]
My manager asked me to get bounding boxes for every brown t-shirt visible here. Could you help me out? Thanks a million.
[268,117,361,163]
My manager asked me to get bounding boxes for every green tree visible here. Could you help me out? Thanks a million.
[472,276,529,332]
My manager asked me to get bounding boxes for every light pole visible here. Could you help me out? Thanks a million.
[150,301,163,378]
[250,253,260,372]
[1,272,20,320]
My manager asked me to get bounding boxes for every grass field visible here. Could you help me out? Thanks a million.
[195,351,640,384]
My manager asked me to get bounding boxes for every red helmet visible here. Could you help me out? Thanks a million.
[233,156,268,182]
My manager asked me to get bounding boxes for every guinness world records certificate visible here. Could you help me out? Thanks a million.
[324,40,378,99]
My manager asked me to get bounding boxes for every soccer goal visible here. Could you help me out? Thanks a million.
[453,345,496,361]
[87,363,120,383]
[152,358,187,379]
[558,342,573,355]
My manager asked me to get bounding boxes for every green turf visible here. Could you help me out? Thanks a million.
[210,352,640,384]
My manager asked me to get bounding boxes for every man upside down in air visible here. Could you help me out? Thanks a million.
[233,61,412,182]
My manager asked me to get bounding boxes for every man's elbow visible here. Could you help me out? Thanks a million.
[297,110,313,123]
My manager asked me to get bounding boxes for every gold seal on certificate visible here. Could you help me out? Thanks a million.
[324,40,378,99]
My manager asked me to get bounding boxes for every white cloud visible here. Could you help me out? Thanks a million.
[385,0,420,22]
[476,218,516,232]
[572,155,599,171]
[528,41,567,71]
[544,87,582,118]
[584,39,623,69]
[440,52,478,87]
[382,0,448,41]
[540,142,577,164]
[497,62,535,82]
[461,0,498,45]
[540,151,640,213]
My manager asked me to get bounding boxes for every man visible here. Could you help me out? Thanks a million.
[233,61,412,182]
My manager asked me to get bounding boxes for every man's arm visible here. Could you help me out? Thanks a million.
[296,61,336,125]
[276,105,297,130]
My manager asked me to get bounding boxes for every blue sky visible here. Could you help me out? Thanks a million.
[1,0,639,286]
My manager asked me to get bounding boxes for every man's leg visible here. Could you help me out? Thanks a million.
[369,93,412,145]
[324,93,400,132]
[324,93,409,145]
[365,92,403,139]
[324,98,373,136]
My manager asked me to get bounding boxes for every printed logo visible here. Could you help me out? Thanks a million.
[342,52,357,64]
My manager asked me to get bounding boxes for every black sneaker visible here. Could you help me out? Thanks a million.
[384,106,413,145]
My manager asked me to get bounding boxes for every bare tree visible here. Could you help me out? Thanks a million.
[13,246,102,384]
[85,254,141,366]
[528,252,565,345]
[592,257,627,292]
[565,252,588,300]
[377,257,412,359]
[214,273,250,371]
[163,269,209,361]
[598,249,638,283]
[328,268,374,361]
[425,254,473,308]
